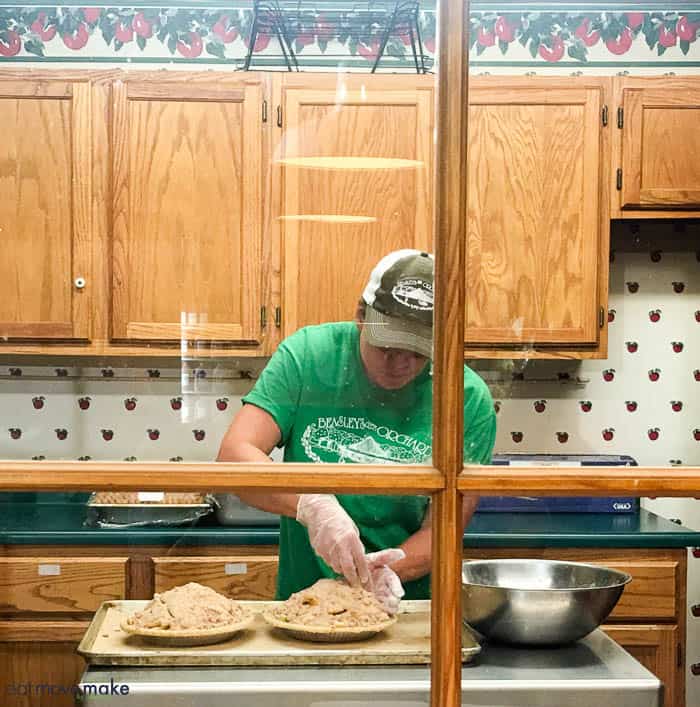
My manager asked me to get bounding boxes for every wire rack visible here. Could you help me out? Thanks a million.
[243,0,431,73]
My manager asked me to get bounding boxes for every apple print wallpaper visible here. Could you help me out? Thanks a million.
[0,221,697,466]
[0,2,698,71]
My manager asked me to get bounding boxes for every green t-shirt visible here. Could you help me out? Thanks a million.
[242,322,496,600]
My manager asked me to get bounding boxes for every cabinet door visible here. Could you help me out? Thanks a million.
[466,81,606,348]
[111,79,264,344]
[0,80,92,341]
[279,76,434,335]
[604,624,680,707]
[620,79,700,209]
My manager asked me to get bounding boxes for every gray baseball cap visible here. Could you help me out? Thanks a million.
[361,249,434,358]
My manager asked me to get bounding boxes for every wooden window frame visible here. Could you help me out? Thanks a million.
[2,4,700,707]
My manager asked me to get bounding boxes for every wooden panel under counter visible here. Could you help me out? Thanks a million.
[0,558,127,614]
[153,556,278,600]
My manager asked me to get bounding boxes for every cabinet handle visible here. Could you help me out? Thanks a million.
[692,604,700,617]
[74,277,86,289]
[693,548,700,558]
[692,663,700,676]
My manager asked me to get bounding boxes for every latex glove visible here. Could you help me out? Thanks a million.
[365,548,406,615]
[296,494,370,587]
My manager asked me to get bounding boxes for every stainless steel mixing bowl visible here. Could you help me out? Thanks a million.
[462,559,632,646]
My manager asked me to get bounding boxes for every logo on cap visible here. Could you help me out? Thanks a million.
[391,278,433,311]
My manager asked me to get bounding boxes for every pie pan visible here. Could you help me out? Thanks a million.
[120,611,255,647]
[261,609,397,643]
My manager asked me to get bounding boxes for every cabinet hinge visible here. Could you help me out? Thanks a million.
[260,306,267,329]
[616,168,623,191]
[599,306,605,329]
[678,643,683,668]
[617,106,624,129]
[274,306,282,328]
[262,100,268,123]
[601,105,608,127]
[276,105,283,128]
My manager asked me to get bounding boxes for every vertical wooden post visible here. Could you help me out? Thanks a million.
[431,1,470,706]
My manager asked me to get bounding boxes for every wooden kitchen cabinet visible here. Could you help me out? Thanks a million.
[613,77,700,217]
[275,74,434,336]
[108,74,266,347]
[464,78,611,357]
[0,78,93,343]
[464,547,687,706]
[604,624,681,707]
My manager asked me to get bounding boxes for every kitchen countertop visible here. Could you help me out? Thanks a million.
[2,495,699,547]
[78,630,661,707]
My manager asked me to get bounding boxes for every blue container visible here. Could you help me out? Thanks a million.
[476,454,639,513]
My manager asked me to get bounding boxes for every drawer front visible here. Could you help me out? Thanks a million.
[154,556,278,600]
[0,558,127,614]
[602,561,678,621]
[463,551,680,621]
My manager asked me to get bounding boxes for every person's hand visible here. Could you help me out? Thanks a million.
[296,494,370,587]
[365,548,406,615]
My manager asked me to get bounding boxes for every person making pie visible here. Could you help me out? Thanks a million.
[216,250,496,614]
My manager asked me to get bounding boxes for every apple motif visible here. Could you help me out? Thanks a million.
[511,431,523,443]
[213,14,238,43]
[649,309,661,323]
[695,310,700,323]
[170,397,183,411]
[147,369,161,378]
[132,11,153,39]
[216,397,229,411]
[9,367,22,377]
[694,429,700,441]
[672,281,685,293]
[626,281,639,293]
[627,12,645,29]
[101,368,114,378]
[147,429,160,441]
[574,17,600,47]
[672,341,684,353]
[477,25,496,47]
[82,7,102,24]
[62,23,89,50]
[169,456,184,462]
[177,31,204,58]
[650,250,662,263]
[193,429,206,442]
[494,16,516,43]
[556,431,569,444]
[602,368,615,382]
[8,428,21,440]
[695,369,700,381]
[101,429,114,441]
[78,396,91,410]
[658,26,677,47]
[55,368,68,377]
[539,34,565,62]
[493,401,501,414]
[605,27,633,54]
[608,309,616,323]
[55,428,68,440]
[648,369,661,382]
[31,12,58,40]
[626,341,638,353]
[533,400,546,413]
[602,428,615,441]
[671,401,683,412]
[32,396,45,410]
[648,428,660,441]
[0,30,21,57]
[124,397,137,411]
[625,400,638,412]
[579,400,592,413]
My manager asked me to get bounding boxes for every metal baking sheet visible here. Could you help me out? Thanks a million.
[77,600,480,667]
[85,502,212,528]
